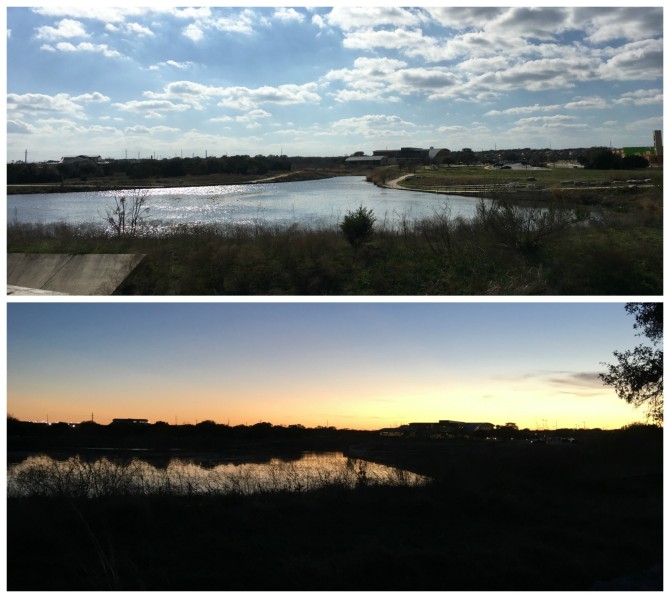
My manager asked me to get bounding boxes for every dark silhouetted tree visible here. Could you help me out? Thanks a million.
[601,303,663,425]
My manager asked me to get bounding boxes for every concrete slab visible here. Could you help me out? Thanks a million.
[7,253,145,295]
[7,285,70,296]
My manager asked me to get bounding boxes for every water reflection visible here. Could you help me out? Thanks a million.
[7,452,429,498]
[8,176,484,229]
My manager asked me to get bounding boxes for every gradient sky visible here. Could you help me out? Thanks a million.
[6,5,663,162]
[6,302,651,430]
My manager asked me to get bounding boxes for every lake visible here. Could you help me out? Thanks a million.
[7,451,429,498]
[7,176,484,231]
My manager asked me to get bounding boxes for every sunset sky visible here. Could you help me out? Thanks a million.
[6,5,663,162]
[6,302,649,430]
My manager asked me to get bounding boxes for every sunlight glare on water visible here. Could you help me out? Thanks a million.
[8,177,484,230]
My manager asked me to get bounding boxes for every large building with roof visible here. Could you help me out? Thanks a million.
[372,147,451,165]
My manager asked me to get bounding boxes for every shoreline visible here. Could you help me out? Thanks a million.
[6,169,348,195]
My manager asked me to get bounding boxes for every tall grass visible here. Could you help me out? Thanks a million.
[8,454,429,498]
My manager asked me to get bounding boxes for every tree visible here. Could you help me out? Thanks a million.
[101,189,149,236]
[340,205,376,247]
[601,303,663,425]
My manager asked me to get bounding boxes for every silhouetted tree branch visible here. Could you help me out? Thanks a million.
[601,303,663,425]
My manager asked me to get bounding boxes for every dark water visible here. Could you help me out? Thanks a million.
[8,176,484,230]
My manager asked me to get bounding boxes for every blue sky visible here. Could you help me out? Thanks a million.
[7,302,648,429]
[6,5,663,162]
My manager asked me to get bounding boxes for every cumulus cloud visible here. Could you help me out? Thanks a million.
[35,18,89,40]
[573,7,663,43]
[323,7,427,31]
[425,8,506,29]
[124,124,181,135]
[113,100,191,115]
[143,79,321,112]
[273,8,304,23]
[7,119,34,134]
[211,109,272,128]
[182,23,204,42]
[7,92,88,119]
[485,104,562,117]
[598,38,663,80]
[564,96,609,110]
[216,83,321,110]
[514,115,576,125]
[331,114,415,137]
[41,41,122,58]
[614,89,663,106]
[72,92,110,103]
[149,60,195,71]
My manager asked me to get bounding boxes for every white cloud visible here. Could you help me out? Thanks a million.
[212,9,261,35]
[312,14,326,29]
[598,38,663,81]
[573,7,663,44]
[564,96,609,110]
[125,22,155,37]
[113,100,191,114]
[217,83,321,110]
[7,92,88,119]
[324,7,427,31]
[124,124,181,135]
[273,8,304,23]
[7,119,34,134]
[485,104,562,117]
[514,115,576,126]
[211,109,272,128]
[149,60,195,71]
[614,89,663,106]
[426,8,506,29]
[41,41,122,58]
[331,114,415,137]
[182,24,204,42]
[72,92,110,103]
[35,18,89,40]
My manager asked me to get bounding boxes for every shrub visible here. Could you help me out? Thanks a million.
[340,205,376,247]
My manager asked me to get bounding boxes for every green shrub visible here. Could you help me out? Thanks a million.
[340,205,376,247]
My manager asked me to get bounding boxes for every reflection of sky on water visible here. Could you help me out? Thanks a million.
[8,177,484,230]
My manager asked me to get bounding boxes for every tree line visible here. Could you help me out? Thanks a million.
[7,417,375,450]
[7,154,346,184]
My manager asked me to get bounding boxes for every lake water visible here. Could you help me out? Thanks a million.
[7,176,483,231]
[7,452,429,498]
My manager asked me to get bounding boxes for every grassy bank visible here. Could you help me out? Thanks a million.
[7,427,662,590]
[7,167,349,194]
[8,190,662,294]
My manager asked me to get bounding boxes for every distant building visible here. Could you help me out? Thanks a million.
[344,155,388,167]
[372,147,450,165]
[60,155,101,164]
[379,419,495,439]
[111,418,149,425]
[617,146,656,161]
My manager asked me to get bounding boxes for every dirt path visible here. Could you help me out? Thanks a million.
[384,174,415,189]
[250,171,303,183]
